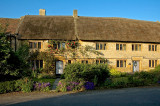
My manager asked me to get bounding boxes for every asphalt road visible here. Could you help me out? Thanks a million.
[8,87,160,106]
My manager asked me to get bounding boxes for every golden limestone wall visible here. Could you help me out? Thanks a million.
[80,41,160,72]
[19,40,160,72]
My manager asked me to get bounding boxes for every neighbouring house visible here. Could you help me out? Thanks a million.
[1,9,160,74]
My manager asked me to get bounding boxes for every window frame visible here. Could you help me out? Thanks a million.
[81,60,88,64]
[149,60,157,68]
[132,44,141,51]
[31,60,43,69]
[116,43,126,51]
[53,42,65,50]
[29,41,42,49]
[96,59,106,64]
[116,60,126,68]
[29,42,33,48]
[96,42,106,50]
[149,44,157,51]
[38,42,41,49]
[68,60,71,64]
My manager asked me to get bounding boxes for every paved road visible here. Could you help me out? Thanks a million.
[7,87,160,106]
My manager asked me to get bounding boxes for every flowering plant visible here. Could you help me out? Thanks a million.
[84,82,94,90]
[56,79,85,92]
[34,82,50,92]
[66,41,79,49]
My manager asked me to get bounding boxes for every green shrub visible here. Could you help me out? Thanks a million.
[110,77,129,88]
[15,78,33,92]
[137,71,154,79]
[153,65,160,71]
[110,69,121,77]
[32,70,38,78]
[64,63,110,86]
[104,78,112,87]
[133,71,160,84]
[60,74,65,79]
[0,81,15,94]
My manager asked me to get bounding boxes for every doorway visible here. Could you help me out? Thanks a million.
[56,61,63,74]
[133,61,140,72]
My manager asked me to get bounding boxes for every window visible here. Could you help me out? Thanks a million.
[53,42,65,50]
[149,44,157,51]
[29,42,32,48]
[53,43,57,49]
[38,42,41,49]
[62,43,65,49]
[31,60,43,69]
[68,60,71,64]
[132,44,141,51]
[117,60,126,67]
[149,60,157,67]
[96,59,106,64]
[116,44,126,51]
[29,42,42,49]
[40,60,43,68]
[34,42,37,48]
[81,60,88,64]
[96,43,106,50]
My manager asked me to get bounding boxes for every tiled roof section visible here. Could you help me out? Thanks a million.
[0,18,20,34]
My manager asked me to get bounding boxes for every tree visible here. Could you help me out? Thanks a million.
[0,24,31,78]
[0,33,11,75]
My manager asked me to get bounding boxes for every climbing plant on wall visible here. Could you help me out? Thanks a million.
[47,40,104,59]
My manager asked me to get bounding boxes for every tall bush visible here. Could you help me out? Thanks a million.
[15,78,33,92]
[64,63,110,86]
[0,81,15,94]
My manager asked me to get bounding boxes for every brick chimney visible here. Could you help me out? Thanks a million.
[39,9,46,16]
[73,10,78,18]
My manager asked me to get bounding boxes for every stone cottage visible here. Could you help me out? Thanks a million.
[1,9,160,74]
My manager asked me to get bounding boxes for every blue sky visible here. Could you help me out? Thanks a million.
[0,0,160,21]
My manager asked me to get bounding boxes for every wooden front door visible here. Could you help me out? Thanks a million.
[56,61,63,74]
[133,61,140,72]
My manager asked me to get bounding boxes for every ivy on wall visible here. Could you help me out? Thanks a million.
[29,51,57,74]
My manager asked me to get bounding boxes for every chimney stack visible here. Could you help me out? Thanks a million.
[73,10,78,18]
[39,9,46,16]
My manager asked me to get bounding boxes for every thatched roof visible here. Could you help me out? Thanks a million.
[17,15,160,43]
[17,15,76,40]
[77,17,160,43]
[0,18,20,34]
